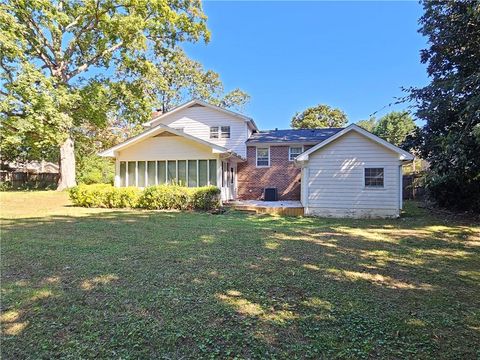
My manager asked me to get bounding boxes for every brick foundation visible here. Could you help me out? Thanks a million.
[237,146,302,200]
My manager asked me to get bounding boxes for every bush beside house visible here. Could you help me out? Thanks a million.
[69,184,221,211]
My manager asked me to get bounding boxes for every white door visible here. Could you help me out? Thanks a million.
[221,161,236,201]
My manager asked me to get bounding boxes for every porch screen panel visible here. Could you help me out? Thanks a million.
[119,161,126,187]
[127,161,136,186]
[167,161,176,183]
[198,160,208,186]
[147,161,156,186]
[208,160,217,185]
[188,160,197,187]
[177,160,187,186]
[157,161,166,184]
[137,161,146,187]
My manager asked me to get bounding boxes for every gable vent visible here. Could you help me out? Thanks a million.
[189,103,205,108]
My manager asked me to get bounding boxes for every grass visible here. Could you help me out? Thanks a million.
[1,191,479,359]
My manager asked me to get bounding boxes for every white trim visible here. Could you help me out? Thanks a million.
[256,146,270,167]
[295,124,415,162]
[399,165,403,210]
[143,99,258,130]
[98,123,232,158]
[289,146,304,161]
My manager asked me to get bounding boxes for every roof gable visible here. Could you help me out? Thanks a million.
[98,123,229,157]
[143,99,258,130]
[295,124,414,162]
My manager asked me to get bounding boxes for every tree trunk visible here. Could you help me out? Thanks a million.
[57,135,77,190]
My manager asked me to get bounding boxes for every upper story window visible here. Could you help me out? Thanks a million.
[210,126,230,139]
[210,126,219,139]
[364,168,384,188]
[289,146,303,161]
[221,126,231,138]
[256,147,270,167]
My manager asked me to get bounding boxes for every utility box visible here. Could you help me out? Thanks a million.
[264,187,278,201]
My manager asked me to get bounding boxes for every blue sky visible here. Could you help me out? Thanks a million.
[183,1,429,129]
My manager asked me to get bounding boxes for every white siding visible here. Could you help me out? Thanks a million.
[117,135,216,161]
[304,131,402,218]
[150,105,248,157]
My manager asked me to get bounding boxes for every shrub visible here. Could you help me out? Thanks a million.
[69,184,221,211]
[191,186,221,210]
[69,184,140,208]
[137,185,193,210]
[106,187,141,208]
[426,173,480,212]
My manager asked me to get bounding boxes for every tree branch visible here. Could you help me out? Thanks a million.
[67,41,123,80]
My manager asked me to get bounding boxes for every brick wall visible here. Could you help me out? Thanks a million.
[237,145,303,200]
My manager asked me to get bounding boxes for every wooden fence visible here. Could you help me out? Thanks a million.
[403,173,425,200]
[0,171,59,189]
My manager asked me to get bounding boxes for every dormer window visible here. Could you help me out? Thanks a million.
[210,126,219,139]
[221,126,230,139]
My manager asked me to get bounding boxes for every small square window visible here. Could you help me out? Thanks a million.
[256,147,270,167]
[365,168,384,188]
[289,146,303,161]
[210,127,219,139]
[220,126,230,138]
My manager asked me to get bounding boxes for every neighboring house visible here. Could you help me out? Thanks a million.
[99,99,414,218]
[2,160,59,174]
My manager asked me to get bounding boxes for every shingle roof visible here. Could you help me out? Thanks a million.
[246,128,344,144]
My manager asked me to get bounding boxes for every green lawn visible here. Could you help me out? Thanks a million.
[1,191,479,359]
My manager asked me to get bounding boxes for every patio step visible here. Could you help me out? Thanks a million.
[227,202,304,217]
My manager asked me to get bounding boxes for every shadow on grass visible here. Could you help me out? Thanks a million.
[1,204,479,358]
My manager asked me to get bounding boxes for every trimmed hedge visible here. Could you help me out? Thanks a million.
[69,184,221,211]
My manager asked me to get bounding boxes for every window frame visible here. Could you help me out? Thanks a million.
[256,147,270,167]
[210,126,219,139]
[289,146,304,161]
[364,167,385,189]
[220,126,231,139]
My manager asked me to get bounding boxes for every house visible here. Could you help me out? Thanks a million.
[99,99,414,218]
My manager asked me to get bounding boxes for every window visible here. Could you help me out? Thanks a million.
[256,147,270,167]
[167,161,176,183]
[188,160,197,187]
[198,160,208,186]
[220,126,230,139]
[209,159,217,185]
[147,161,156,186]
[120,161,126,187]
[118,159,218,187]
[365,168,384,188]
[177,160,187,186]
[210,126,219,139]
[137,161,146,187]
[127,161,136,186]
[289,146,303,161]
[157,161,166,184]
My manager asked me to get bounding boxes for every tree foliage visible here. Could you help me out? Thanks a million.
[356,117,377,133]
[408,0,480,211]
[356,111,417,147]
[374,111,416,147]
[291,104,348,129]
